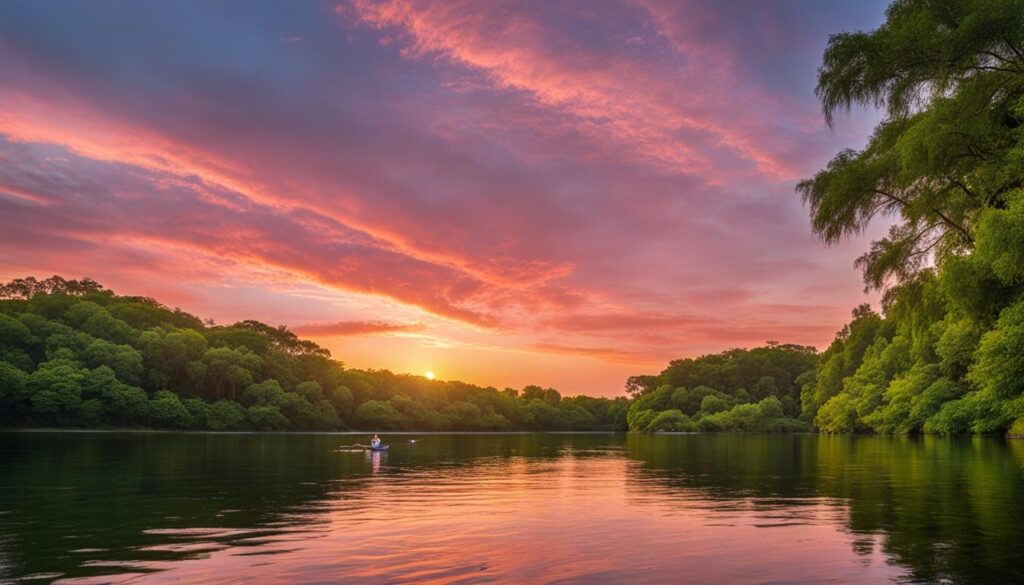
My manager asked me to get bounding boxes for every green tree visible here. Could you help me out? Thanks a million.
[206,400,246,430]
[969,299,1024,399]
[139,328,207,391]
[802,305,884,421]
[147,390,189,428]
[247,405,289,431]
[698,394,731,416]
[751,376,777,401]
[390,394,443,430]
[0,275,103,299]
[81,311,136,345]
[0,361,30,421]
[102,383,149,426]
[0,313,32,350]
[525,398,567,430]
[81,340,144,385]
[627,408,656,432]
[182,397,210,429]
[240,379,288,407]
[27,359,86,423]
[196,347,262,401]
[647,409,694,432]
[295,381,324,402]
[803,0,1024,290]
[354,400,407,430]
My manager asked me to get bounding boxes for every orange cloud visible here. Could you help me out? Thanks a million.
[293,320,426,336]
[528,343,654,365]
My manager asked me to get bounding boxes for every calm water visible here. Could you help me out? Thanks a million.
[1,433,1023,584]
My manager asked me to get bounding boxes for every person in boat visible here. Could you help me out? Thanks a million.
[370,434,381,448]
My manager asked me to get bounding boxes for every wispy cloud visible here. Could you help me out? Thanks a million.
[293,320,426,336]
[0,0,884,393]
[527,343,654,365]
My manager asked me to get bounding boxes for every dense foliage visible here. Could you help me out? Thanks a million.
[624,344,817,432]
[0,277,628,431]
[798,0,1024,435]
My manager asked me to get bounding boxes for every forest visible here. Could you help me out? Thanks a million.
[0,276,628,432]
[629,1,1024,436]
[795,0,1024,435]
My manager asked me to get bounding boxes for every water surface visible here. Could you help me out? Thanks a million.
[1,432,1022,584]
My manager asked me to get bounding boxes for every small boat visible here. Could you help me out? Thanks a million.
[340,443,390,452]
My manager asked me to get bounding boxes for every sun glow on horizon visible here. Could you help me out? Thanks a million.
[425,371,436,380]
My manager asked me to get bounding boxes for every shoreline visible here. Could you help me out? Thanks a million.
[3,427,1018,438]
[0,427,624,436]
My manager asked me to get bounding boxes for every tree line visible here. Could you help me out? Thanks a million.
[623,343,817,432]
[0,277,628,432]
[0,276,826,434]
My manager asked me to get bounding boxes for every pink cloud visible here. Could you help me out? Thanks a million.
[0,135,504,326]
[343,0,820,181]
[357,2,710,167]
[0,1,884,393]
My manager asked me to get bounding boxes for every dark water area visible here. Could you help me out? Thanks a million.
[0,432,1022,584]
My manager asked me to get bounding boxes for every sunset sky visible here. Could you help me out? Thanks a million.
[0,1,888,396]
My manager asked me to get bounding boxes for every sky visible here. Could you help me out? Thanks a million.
[0,0,889,396]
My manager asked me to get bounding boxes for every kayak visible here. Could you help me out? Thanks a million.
[338,443,391,452]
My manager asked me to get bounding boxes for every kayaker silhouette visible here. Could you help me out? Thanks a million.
[371,434,381,448]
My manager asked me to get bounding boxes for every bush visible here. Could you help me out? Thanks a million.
[101,383,148,425]
[925,390,1008,435]
[147,390,189,428]
[206,400,246,430]
[647,409,695,432]
[240,379,287,407]
[626,408,656,431]
[247,405,289,431]
[27,359,85,423]
[816,394,859,433]
[79,399,104,427]
[182,398,209,429]
[699,397,807,432]
[698,394,731,416]
[1007,417,1024,437]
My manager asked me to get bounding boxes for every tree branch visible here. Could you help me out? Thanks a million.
[872,188,974,245]
[980,50,1024,74]
[946,175,979,202]
[1003,38,1024,63]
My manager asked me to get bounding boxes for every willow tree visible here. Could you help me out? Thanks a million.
[799,0,1024,290]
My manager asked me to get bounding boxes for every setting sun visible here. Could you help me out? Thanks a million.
[425,371,435,380]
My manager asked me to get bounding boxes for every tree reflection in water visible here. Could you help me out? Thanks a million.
[0,432,1021,584]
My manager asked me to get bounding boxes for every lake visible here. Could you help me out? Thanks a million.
[0,432,1022,584]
